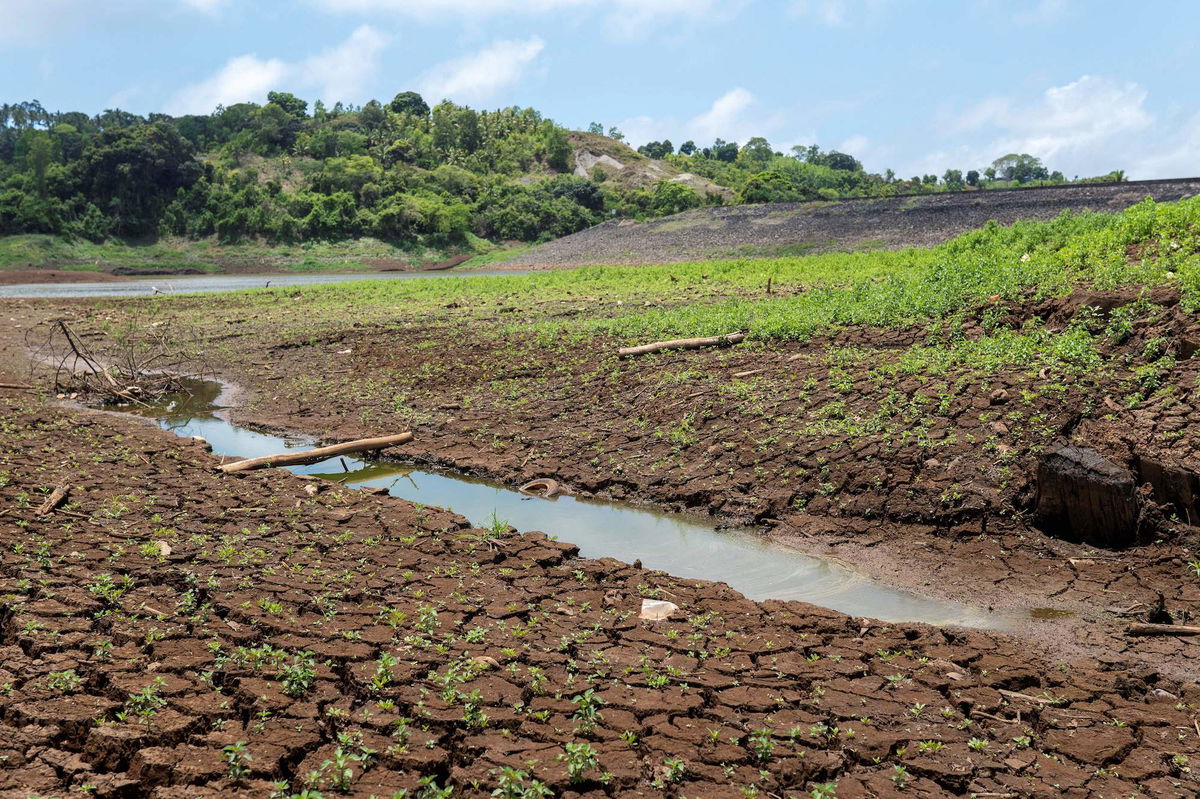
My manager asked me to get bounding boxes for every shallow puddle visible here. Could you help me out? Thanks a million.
[122,379,1013,629]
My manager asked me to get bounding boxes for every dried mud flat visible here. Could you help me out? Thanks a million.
[500,179,1200,269]
[3,390,1200,798]
[99,285,1200,672]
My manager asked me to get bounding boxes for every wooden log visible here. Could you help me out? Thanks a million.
[1127,622,1200,637]
[218,433,413,474]
[618,332,746,358]
[0,383,33,390]
[36,485,69,517]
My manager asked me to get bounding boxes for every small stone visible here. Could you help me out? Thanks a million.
[990,421,1009,435]
[989,389,1010,405]
[924,458,941,469]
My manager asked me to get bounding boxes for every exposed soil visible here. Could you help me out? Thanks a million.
[3,385,1200,797]
[5,279,1200,675]
[0,269,126,285]
[67,286,1194,672]
[499,179,1200,268]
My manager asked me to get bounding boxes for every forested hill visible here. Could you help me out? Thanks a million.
[0,94,1127,254]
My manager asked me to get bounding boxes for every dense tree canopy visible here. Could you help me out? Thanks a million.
[0,92,1125,248]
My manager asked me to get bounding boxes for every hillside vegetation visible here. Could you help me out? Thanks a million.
[0,96,1130,272]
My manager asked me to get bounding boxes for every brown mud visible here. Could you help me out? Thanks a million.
[3,385,1200,797]
[0,269,126,285]
[87,285,1199,675]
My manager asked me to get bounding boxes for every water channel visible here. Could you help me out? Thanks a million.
[122,379,1012,629]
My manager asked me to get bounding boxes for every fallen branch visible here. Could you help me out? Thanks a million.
[218,433,413,474]
[618,332,746,358]
[0,382,33,390]
[998,689,1062,705]
[732,368,766,378]
[36,485,70,517]
[1127,622,1200,637]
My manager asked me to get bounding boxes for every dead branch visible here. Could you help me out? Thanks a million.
[618,332,746,358]
[25,310,211,405]
[1127,622,1200,637]
[36,485,70,517]
[219,433,414,473]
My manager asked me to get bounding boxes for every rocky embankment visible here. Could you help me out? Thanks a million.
[502,178,1200,268]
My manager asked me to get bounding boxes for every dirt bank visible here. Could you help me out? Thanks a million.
[499,179,1200,268]
[0,269,126,285]
[3,385,1200,797]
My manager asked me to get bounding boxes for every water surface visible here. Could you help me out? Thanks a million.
[128,379,1011,629]
[0,270,514,299]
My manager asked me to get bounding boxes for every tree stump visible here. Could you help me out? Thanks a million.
[1036,446,1138,548]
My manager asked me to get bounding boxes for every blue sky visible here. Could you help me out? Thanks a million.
[2,0,1197,179]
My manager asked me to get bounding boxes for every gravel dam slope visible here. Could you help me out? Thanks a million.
[503,178,1200,268]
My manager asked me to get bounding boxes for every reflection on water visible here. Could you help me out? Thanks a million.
[0,270,516,299]
[125,379,1011,629]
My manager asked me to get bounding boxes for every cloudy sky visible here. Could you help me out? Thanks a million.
[2,0,1197,179]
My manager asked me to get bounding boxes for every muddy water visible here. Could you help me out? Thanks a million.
[0,270,516,299]
[125,379,1012,629]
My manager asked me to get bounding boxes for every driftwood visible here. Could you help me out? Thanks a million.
[218,433,413,474]
[36,485,69,516]
[1127,622,1200,637]
[618,332,746,358]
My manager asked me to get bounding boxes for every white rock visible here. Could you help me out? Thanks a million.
[639,599,678,621]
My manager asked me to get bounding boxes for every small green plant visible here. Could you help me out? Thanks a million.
[748,729,774,762]
[223,741,251,784]
[571,688,604,734]
[492,767,552,799]
[280,652,317,697]
[562,742,598,784]
[47,669,82,693]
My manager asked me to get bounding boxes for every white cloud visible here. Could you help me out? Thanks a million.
[166,25,389,114]
[0,0,229,44]
[837,135,869,156]
[1015,0,1069,25]
[0,0,91,44]
[311,0,589,17]
[417,37,545,105]
[906,75,1193,179]
[788,0,892,27]
[1129,111,1200,178]
[179,0,228,14]
[167,54,289,115]
[298,25,389,104]
[604,0,727,42]
[618,88,784,149]
[954,75,1150,159]
[313,0,737,41]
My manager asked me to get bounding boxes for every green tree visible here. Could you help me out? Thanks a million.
[266,91,308,120]
[389,91,430,118]
[990,153,1049,183]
